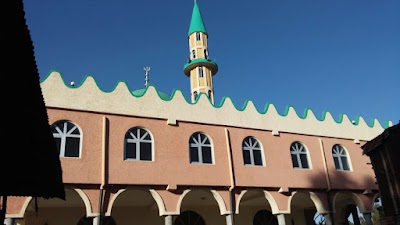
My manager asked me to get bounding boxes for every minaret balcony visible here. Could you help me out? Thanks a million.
[184,58,218,76]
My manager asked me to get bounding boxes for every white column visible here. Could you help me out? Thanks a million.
[4,218,15,225]
[165,215,173,225]
[363,212,373,225]
[277,214,286,225]
[93,216,100,225]
[225,214,233,225]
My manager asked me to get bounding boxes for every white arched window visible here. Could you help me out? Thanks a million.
[332,144,351,171]
[124,127,153,161]
[189,132,213,164]
[242,136,264,166]
[290,141,310,169]
[51,120,82,158]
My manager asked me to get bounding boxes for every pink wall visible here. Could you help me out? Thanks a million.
[48,109,103,184]
[47,108,377,191]
[107,115,231,186]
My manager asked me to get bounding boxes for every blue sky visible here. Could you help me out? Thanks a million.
[23,0,399,127]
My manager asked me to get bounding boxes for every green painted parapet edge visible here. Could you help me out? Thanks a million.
[40,70,392,129]
[183,58,218,76]
[184,59,218,69]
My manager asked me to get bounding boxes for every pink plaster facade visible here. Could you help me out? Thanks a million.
[43,108,377,192]
[5,99,384,225]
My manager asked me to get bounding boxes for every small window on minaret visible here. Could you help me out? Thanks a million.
[198,67,204,78]
[204,50,208,59]
[196,32,201,41]
[192,50,196,59]
[193,91,198,101]
[208,90,212,100]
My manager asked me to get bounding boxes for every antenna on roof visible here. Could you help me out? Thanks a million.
[144,66,150,87]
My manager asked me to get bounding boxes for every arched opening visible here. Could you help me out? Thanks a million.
[178,189,223,224]
[23,188,88,225]
[174,210,205,225]
[236,190,276,225]
[110,189,162,225]
[290,191,319,225]
[333,192,365,225]
[253,210,278,225]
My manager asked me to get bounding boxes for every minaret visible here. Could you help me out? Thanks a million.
[183,1,218,104]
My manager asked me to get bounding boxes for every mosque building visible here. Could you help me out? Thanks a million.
[4,2,392,225]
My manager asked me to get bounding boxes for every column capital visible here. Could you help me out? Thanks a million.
[165,215,173,225]
[225,214,233,225]
[4,218,16,225]
[276,214,287,225]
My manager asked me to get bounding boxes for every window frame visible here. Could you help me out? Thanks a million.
[124,127,154,161]
[51,120,82,158]
[189,132,214,164]
[332,144,351,171]
[198,67,204,78]
[290,141,311,169]
[196,32,201,41]
[192,49,196,59]
[242,136,265,166]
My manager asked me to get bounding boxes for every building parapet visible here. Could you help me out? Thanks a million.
[41,71,391,141]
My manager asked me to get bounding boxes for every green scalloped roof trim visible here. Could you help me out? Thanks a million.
[40,70,392,129]
[183,58,218,70]
[132,88,170,100]
[41,70,129,93]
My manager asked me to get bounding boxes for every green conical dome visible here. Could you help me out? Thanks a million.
[188,2,207,36]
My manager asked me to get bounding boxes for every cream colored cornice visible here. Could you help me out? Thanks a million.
[41,71,390,141]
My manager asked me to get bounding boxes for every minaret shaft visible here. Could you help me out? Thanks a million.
[189,32,213,103]
[184,2,218,104]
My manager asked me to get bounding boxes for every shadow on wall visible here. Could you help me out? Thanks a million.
[306,169,378,224]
